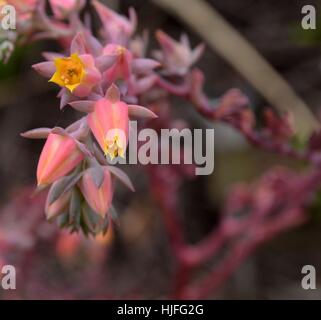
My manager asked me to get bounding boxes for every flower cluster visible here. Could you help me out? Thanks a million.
[21,1,168,236]
[0,1,77,62]
[5,0,321,299]
[20,0,318,240]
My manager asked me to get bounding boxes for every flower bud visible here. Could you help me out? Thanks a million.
[49,0,83,20]
[154,30,204,76]
[37,133,84,186]
[45,191,71,220]
[103,44,133,82]
[88,85,129,159]
[79,167,113,217]
[93,0,136,44]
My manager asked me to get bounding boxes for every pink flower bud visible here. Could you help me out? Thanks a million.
[103,44,133,82]
[7,0,37,22]
[154,30,204,76]
[79,168,113,217]
[45,191,71,220]
[37,133,84,186]
[49,0,83,20]
[88,85,129,159]
[93,0,136,44]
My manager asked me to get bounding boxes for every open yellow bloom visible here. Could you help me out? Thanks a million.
[49,53,85,93]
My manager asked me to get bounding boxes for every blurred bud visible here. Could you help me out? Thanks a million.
[154,30,204,76]
[7,0,37,22]
[263,109,295,141]
[129,74,158,96]
[56,231,81,261]
[103,44,133,82]
[238,108,255,134]
[95,227,114,246]
[49,0,84,20]
[92,0,136,45]
[102,43,159,84]
[129,32,149,58]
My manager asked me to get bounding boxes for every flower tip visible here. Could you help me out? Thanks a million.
[128,182,135,192]
[145,110,158,119]
[106,83,120,102]
[31,63,42,71]
[36,181,46,190]
[32,61,56,78]
[155,29,172,44]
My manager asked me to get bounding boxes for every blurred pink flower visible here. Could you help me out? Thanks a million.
[154,30,204,76]
[103,44,133,82]
[49,0,84,19]
[55,232,81,261]
[6,0,38,21]
[92,0,136,45]
[263,109,295,142]
[102,43,160,84]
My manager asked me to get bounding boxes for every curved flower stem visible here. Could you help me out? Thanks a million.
[155,73,311,162]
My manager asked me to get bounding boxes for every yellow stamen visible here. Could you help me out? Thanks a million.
[49,53,85,93]
[104,133,125,160]
[116,46,125,56]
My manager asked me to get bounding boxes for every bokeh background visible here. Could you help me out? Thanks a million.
[1,0,321,299]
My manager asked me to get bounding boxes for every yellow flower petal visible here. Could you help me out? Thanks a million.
[48,53,85,93]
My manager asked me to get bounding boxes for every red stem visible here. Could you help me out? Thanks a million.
[149,71,321,299]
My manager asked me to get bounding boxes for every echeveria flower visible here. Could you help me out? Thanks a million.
[103,44,133,83]
[88,84,129,159]
[49,0,84,19]
[79,167,113,217]
[45,191,71,220]
[6,0,38,22]
[154,30,204,76]
[102,44,160,83]
[37,133,84,186]
[49,53,102,97]
[92,0,136,45]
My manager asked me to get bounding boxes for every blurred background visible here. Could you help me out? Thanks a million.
[1,0,321,299]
